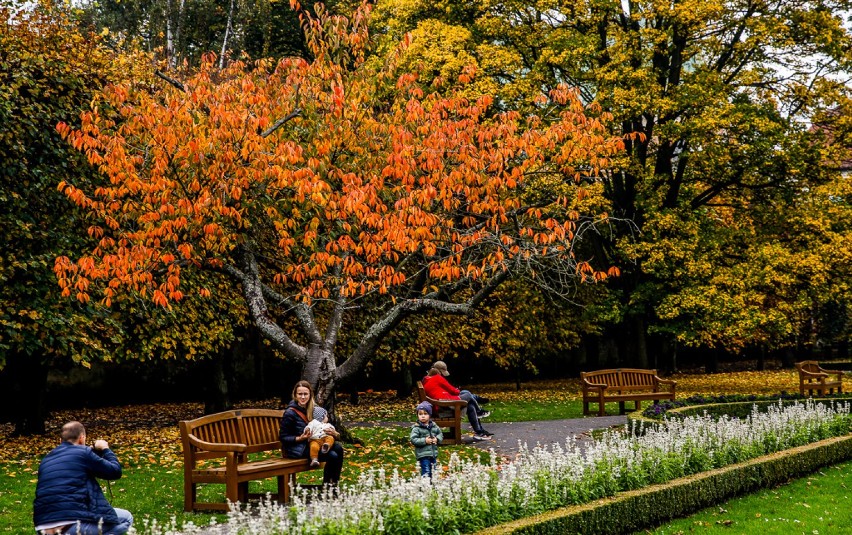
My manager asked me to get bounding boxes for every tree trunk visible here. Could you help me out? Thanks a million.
[705,348,720,374]
[219,0,236,69]
[302,343,336,406]
[203,348,232,414]
[584,335,600,370]
[781,346,795,368]
[633,315,649,368]
[397,365,413,399]
[671,339,678,373]
[7,352,49,435]
[251,328,266,398]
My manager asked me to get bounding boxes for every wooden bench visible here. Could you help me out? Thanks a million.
[581,368,677,416]
[179,408,321,512]
[416,380,467,444]
[796,360,844,396]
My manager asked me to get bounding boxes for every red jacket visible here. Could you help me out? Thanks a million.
[422,374,460,400]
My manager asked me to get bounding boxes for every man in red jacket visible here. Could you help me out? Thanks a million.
[422,360,494,441]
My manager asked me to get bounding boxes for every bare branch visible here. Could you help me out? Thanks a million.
[155,70,187,92]
[261,109,302,138]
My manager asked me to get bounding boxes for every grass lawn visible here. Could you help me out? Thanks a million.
[1,369,849,533]
[0,424,491,533]
[641,459,852,534]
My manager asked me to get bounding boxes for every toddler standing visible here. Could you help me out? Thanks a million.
[410,401,443,477]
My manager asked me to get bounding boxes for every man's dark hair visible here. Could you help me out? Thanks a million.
[61,421,86,442]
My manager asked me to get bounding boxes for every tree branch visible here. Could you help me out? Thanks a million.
[334,267,511,382]
[155,70,187,92]
[221,261,322,345]
[260,109,302,138]
[221,250,309,361]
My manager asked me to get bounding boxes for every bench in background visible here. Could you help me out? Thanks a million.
[796,360,844,397]
[179,408,321,511]
[581,368,677,416]
[416,380,467,445]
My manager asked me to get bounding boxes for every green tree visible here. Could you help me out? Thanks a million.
[375,0,852,366]
[0,1,142,433]
[0,1,248,433]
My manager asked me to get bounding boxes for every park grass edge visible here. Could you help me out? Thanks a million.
[475,433,852,535]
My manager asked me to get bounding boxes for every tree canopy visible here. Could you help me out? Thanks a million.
[55,2,626,403]
[373,0,852,362]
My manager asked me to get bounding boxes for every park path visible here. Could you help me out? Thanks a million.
[188,415,628,534]
[466,414,628,458]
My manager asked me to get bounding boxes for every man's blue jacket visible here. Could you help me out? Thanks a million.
[33,441,122,526]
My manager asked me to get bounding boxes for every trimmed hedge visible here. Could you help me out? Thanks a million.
[476,434,852,535]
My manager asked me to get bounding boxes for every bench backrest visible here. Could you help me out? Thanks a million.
[416,381,429,402]
[582,368,659,389]
[796,360,821,375]
[581,370,621,387]
[180,409,283,461]
[619,369,658,388]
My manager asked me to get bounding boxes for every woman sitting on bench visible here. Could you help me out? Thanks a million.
[279,380,345,485]
[422,360,494,441]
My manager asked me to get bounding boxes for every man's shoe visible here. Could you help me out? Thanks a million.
[473,431,493,440]
[310,458,321,468]
[477,410,491,419]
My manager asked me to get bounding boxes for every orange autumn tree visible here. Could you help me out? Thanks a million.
[56,2,624,406]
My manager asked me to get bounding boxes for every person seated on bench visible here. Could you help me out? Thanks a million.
[279,380,345,485]
[422,360,494,441]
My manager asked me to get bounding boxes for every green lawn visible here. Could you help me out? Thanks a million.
[641,460,852,534]
[0,425,491,534]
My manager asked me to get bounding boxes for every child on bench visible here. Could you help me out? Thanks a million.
[306,407,338,468]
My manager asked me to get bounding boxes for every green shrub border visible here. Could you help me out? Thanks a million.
[476,433,852,535]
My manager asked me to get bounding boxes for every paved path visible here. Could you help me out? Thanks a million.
[465,415,628,458]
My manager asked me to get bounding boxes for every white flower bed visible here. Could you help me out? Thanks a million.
[137,400,851,535]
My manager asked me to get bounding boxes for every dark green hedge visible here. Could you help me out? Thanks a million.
[476,434,852,535]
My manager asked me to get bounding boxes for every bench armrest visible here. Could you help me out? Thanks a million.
[429,398,468,408]
[656,378,677,386]
[582,380,608,390]
[186,434,248,453]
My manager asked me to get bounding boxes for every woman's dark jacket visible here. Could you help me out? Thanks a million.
[33,442,122,526]
[279,400,310,458]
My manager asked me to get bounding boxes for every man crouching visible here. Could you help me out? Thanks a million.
[33,421,132,535]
